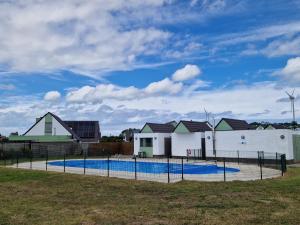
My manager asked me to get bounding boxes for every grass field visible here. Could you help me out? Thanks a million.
[0,167,300,225]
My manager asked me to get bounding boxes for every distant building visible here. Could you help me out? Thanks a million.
[215,118,252,131]
[121,128,140,142]
[134,122,176,157]
[9,112,101,143]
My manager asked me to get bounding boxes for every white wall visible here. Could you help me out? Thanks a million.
[171,132,204,157]
[25,117,45,135]
[52,119,71,135]
[134,133,172,156]
[204,129,298,160]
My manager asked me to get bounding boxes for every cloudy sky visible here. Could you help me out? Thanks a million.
[1,0,300,135]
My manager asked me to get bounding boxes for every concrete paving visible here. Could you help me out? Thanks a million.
[8,158,282,183]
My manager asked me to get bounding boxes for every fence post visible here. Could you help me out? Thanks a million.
[259,156,262,180]
[3,150,6,167]
[134,157,137,180]
[30,152,32,169]
[84,152,86,175]
[16,152,19,168]
[63,152,66,173]
[167,157,170,183]
[223,158,226,182]
[237,150,239,165]
[107,155,110,177]
[275,152,278,169]
[46,149,48,171]
[181,157,184,181]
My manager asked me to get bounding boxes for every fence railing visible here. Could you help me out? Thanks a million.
[0,146,287,183]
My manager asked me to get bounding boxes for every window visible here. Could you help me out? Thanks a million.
[140,138,153,147]
[45,122,52,135]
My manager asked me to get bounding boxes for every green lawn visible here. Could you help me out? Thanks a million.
[0,167,300,225]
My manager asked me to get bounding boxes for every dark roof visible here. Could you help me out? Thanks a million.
[268,124,287,129]
[217,118,250,130]
[64,121,101,142]
[179,120,212,132]
[24,112,100,142]
[142,123,175,133]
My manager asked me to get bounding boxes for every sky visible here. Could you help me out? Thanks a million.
[1,0,300,136]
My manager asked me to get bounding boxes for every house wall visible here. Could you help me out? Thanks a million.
[25,114,71,136]
[204,129,298,160]
[26,117,46,135]
[171,132,204,157]
[52,119,71,135]
[134,133,172,156]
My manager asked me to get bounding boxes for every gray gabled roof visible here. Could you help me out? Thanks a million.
[141,122,175,133]
[178,120,212,132]
[217,118,250,130]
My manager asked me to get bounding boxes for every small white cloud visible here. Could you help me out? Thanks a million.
[145,78,183,95]
[278,57,300,82]
[44,91,61,101]
[172,64,201,81]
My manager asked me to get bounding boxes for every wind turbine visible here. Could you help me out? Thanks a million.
[285,89,296,124]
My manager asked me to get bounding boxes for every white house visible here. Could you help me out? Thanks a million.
[205,129,300,161]
[9,112,101,143]
[171,120,211,157]
[134,122,176,157]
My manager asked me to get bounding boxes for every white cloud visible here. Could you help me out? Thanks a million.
[67,77,183,103]
[44,91,61,101]
[172,64,201,81]
[66,84,140,103]
[145,78,183,94]
[278,57,300,82]
[0,1,172,78]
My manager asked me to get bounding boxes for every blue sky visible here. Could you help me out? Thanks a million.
[1,0,300,135]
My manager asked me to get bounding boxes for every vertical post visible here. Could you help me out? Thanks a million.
[107,155,110,177]
[63,152,66,173]
[237,150,240,165]
[16,152,19,168]
[259,157,262,180]
[84,153,86,175]
[275,152,278,169]
[46,149,48,171]
[223,158,226,182]
[181,157,184,181]
[3,150,6,167]
[134,157,137,180]
[167,157,170,184]
[30,153,32,169]
[280,154,286,176]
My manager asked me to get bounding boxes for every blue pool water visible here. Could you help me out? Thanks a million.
[48,160,240,174]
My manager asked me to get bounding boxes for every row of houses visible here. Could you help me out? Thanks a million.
[134,118,300,161]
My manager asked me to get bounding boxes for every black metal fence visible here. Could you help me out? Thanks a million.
[0,144,288,183]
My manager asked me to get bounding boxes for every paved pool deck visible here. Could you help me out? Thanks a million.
[8,158,282,183]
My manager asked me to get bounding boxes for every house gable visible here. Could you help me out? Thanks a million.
[173,122,190,133]
[141,124,153,133]
[215,120,233,131]
[25,113,72,136]
[265,125,275,130]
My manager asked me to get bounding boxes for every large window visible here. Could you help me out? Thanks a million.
[140,138,153,147]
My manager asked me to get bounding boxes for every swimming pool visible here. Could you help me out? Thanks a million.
[48,159,240,175]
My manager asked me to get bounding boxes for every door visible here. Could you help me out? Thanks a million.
[201,138,206,160]
[293,135,300,161]
[164,137,172,157]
